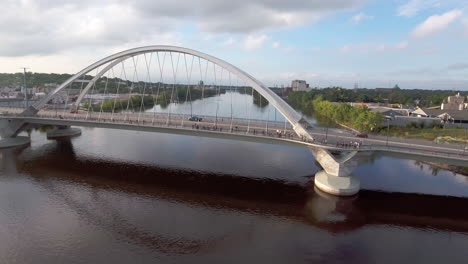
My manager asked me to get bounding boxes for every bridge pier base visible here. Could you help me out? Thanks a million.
[0,136,31,149]
[47,126,81,139]
[314,170,360,196]
[310,148,360,196]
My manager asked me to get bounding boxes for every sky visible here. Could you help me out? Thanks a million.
[0,0,467,90]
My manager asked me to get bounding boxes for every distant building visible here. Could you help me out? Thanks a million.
[291,80,309,91]
[370,107,410,118]
[194,80,204,90]
[441,93,467,110]
[411,108,468,125]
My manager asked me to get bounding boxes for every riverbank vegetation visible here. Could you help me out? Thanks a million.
[81,86,269,113]
[378,125,468,143]
[289,94,383,132]
[288,88,467,107]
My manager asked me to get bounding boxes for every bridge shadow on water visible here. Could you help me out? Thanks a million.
[1,139,467,236]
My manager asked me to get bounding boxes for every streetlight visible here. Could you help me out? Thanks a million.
[20,67,29,108]
[464,128,467,155]
[386,118,390,147]
[325,118,329,144]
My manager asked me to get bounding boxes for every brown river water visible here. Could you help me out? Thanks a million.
[1,127,468,264]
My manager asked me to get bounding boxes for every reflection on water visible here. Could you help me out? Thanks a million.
[1,128,468,263]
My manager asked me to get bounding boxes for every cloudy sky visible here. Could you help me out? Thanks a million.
[1,0,467,89]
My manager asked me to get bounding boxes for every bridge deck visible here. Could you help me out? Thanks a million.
[0,108,467,162]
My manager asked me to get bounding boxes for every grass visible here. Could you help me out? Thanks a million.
[378,126,468,144]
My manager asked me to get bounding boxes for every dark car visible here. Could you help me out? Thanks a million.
[356,133,368,138]
[188,116,201,122]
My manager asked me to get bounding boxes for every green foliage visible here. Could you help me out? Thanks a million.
[84,95,156,112]
[379,126,468,143]
[288,87,466,107]
[310,97,383,132]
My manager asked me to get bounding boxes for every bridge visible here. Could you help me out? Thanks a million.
[0,45,466,196]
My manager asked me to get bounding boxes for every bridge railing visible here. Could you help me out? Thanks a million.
[1,108,467,159]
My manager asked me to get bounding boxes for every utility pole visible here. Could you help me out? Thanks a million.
[21,67,29,108]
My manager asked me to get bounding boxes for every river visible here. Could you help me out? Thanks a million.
[1,92,468,263]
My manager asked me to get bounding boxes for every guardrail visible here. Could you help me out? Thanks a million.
[1,110,467,160]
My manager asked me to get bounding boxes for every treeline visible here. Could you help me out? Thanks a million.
[0,72,74,87]
[83,88,221,112]
[288,93,383,132]
[288,87,466,107]
[311,97,383,132]
[84,96,156,112]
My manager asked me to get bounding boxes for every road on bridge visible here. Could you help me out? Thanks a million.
[1,107,467,160]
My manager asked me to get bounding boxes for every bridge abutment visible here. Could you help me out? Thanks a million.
[47,126,82,139]
[310,148,360,196]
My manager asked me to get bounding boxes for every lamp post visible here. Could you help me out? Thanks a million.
[386,118,390,147]
[464,128,467,155]
[21,67,29,108]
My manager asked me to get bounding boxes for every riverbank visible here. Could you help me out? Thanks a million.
[420,161,468,177]
[378,126,468,145]
[288,95,383,132]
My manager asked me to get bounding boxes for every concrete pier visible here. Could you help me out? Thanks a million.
[0,136,31,149]
[310,148,360,196]
[47,127,82,139]
[314,170,360,196]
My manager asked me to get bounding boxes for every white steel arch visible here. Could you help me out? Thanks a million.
[27,45,312,138]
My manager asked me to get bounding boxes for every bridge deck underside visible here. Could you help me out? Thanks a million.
[1,108,467,163]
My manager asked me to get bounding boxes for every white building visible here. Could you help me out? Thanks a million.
[291,80,309,91]
[441,93,467,110]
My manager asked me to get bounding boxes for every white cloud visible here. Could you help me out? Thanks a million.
[0,0,366,57]
[395,40,409,49]
[271,41,295,52]
[351,12,374,24]
[397,0,442,17]
[222,37,235,47]
[243,34,269,51]
[446,62,468,71]
[341,40,409,53]
[411,9,463,38]
[463,18,468,35]
[340,45,353,53]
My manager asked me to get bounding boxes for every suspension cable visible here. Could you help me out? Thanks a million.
[167,52,181,126]
[247,83,253,133]
[153,52,166,125]
[181,54,194,127]
[111,65,123,121]
[73,76,86,120]
[229,72,234,132]
[98,71,110,121]
[137,53,150,124]
[85,67,100,120]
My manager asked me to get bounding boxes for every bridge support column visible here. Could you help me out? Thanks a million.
[0,136,31,149]
[0,119,30,149]
[47,126,81,139]
[309,148,360,196]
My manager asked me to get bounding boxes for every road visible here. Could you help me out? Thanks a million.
[1,106,467,159]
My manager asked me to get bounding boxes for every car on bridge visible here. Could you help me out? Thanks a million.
[356,133,368,138]
[188,116,202,122]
